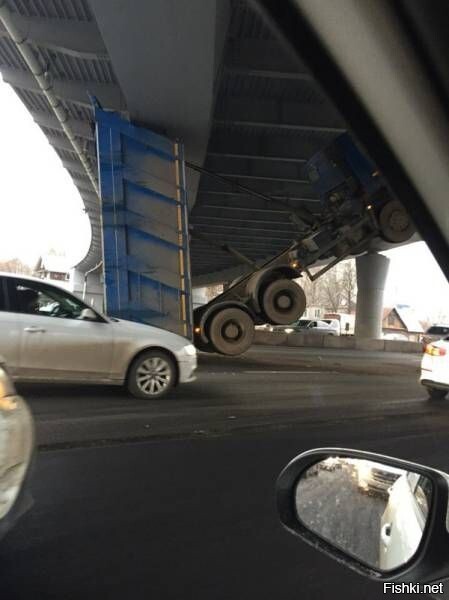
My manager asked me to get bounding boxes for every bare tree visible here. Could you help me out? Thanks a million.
[299,260,357,314]
[319,268,343,312]
[297,271,322,306]
[0,258,32,274]
[340,261,357,313]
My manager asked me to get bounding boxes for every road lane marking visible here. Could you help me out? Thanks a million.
[200,370,338,375]
[243,370,329,374]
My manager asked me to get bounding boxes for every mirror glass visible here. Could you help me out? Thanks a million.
[295,456,432,571]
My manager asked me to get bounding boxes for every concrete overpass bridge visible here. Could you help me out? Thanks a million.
[0,0,414,343]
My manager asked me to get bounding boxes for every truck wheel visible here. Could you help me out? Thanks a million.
[208,307,254,355]
[261,279,306,325]
[379,200,414,243]
[427,387,448,400]
[127,350,176,399]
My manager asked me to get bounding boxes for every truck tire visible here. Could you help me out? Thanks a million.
[127,350,176,399]
[427,387,448,401]
[379,200,414,243]
[208,307,254,355]
[261,279,306,325]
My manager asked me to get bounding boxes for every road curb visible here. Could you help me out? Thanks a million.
[254,331,422,353]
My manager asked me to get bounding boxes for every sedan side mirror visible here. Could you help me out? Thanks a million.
[80,308,98,321]
[276,448,449,586]
[0,362,34,539]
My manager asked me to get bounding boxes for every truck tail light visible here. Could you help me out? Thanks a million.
[425,344,447,357]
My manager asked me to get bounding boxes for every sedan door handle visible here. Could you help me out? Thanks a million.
[24,326,46,333]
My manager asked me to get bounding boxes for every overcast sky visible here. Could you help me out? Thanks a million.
[0,79,91,267]
[0,78,448,321]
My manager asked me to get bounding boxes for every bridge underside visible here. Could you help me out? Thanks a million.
[0,0,409,287]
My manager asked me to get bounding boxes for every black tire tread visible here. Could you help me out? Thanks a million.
[127,349,176,399]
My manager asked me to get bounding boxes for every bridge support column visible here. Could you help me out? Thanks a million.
[355,252,390,339]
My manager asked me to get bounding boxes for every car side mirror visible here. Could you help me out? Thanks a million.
[0,363,34,539]
[276,448,449,586]
[80,308,98,321]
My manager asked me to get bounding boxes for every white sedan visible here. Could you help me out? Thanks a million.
[420,338,449,400]
[271,319,340,335]
[379,472,430,571]
[0,273,197,399]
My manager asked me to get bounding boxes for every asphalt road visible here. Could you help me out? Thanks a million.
[17,345,426,448]
[297,467,387,567]
[1,346,446,600]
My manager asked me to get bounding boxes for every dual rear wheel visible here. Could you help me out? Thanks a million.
[204,278,306,356]
[261,279,306,325]
[208,307,255,356]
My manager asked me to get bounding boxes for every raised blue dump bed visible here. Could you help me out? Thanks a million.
[95,107,192,338]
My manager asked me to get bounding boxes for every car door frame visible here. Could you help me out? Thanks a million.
[308,321,318,333]
[6,276,114,382]
[0,275,21,374]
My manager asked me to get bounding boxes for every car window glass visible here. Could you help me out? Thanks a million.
[413,476,432,520]
[427,326,449,335]
[12,280,87,320]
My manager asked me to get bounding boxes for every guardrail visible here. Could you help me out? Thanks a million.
[254,331,422,353]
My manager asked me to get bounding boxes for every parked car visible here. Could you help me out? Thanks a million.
[272,319,339,335]
[254,323,272,331]
[379,472,431,571]
[422,324,449,347]
[321,319,342,335]
[420,338,449,400]
[324,313,355,336]
[0,273,197,399]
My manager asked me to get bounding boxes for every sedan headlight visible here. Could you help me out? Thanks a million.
[0,365,34,521]
[183,344,197,356]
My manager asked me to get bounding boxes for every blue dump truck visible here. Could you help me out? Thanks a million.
[193,133,414,355]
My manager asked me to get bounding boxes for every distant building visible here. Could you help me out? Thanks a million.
[382,305,424,342]
[304,305,324,319]
[33,254,71,290]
